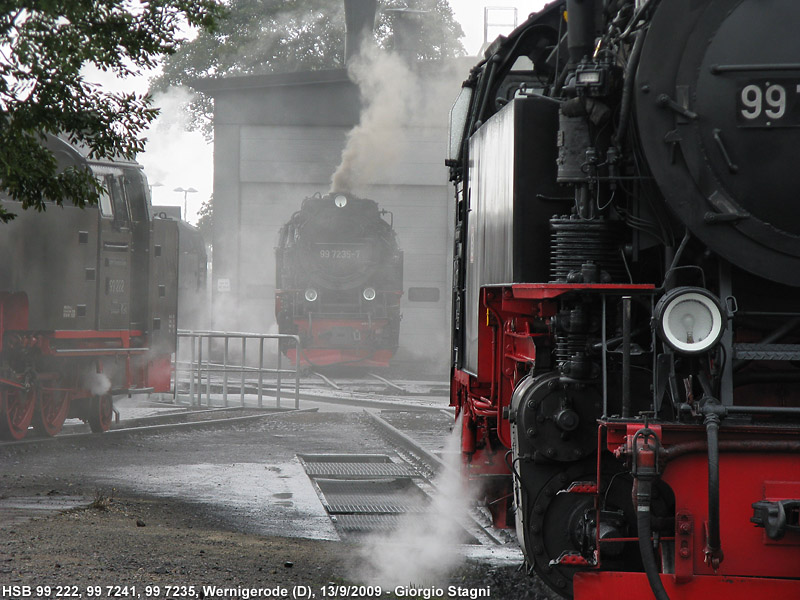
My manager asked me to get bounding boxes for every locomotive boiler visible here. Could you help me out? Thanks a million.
[275,192,403,368]
[448,0,800,598]
[0,135,177,440]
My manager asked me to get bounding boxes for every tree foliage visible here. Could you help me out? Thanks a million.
[0,0,225,221]
[196,193,213,242]
[151,0,466,135]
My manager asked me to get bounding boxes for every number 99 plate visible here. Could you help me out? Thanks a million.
[737,79,800,127]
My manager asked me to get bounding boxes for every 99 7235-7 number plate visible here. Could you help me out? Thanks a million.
[736,79,800,127]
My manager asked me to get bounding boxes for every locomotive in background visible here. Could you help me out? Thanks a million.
[153,205,209,331]
[0,135,178,440]
[275,192,403,368]
[448,0,800,598]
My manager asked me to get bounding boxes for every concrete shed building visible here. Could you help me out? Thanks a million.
[192,55,468,374]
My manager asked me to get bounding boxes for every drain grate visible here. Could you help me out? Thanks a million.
[315,477,429,515]
[298,452,480,543]
[303,462,417,478]
[333,514,403,533]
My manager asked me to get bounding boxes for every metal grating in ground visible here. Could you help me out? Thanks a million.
[315,477,429,515]
[299,453,431,538]
[333,514,404,533]
[299,454,398,463]
[299,452,484,543]
[303,462,418,478]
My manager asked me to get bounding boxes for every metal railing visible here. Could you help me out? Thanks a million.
[174,330,301,409]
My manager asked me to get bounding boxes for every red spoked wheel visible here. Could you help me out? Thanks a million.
[0,386,36,441]
[32,389,70,437]
[87,394,113,433]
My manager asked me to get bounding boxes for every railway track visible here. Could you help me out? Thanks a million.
[299,407,511,549]
[0,374,451,449]
[309,372,448,396]
[1,393,520,567]
[0,406,310,450]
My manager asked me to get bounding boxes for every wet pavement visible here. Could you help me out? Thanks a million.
[1,393,452,542]
[0,387,536,596]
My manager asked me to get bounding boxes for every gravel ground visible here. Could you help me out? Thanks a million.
[0,408,555,600]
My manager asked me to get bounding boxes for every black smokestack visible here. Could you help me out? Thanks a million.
[566,0,597,64]
[386,8,426,63]
[344,0,377,64]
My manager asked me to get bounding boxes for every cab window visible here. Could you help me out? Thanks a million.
[108,175,130,224]
[98,178,113,217]
[123,170,150,223]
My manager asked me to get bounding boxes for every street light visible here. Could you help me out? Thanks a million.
[173,186,198,220]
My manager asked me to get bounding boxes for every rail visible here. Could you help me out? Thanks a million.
[174,330,301,409]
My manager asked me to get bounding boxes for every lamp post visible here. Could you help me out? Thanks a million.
[173,186,198,220]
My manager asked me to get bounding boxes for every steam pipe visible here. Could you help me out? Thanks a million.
[660,439,800,460]
[662,229,690,290]
[613,28,645,148]
[636,486,671,600]
[622,296,632,418]
[566,0,597,65]
[631,428,671,600]
[703,412,724,569]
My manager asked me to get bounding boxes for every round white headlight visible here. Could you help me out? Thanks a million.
[362,287,376,301]
[655,287,725,354]
[304,288,318,302]
[334,195,348,208]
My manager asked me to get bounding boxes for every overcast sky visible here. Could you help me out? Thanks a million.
[88,1,547,224]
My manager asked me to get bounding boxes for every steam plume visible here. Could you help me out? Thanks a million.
[356,416,475,586]
[330,44,420,194]
[85,371,112,396]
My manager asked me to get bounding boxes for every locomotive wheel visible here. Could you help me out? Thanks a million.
[87,394,113,433]
[32,389,70,437]
[0,386,36,441]
[522,464,645,598]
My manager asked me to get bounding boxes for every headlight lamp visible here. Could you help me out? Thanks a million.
[655,287,725,354]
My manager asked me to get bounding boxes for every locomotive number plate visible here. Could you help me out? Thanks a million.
[316,244,369,261]
[737,79,800,127]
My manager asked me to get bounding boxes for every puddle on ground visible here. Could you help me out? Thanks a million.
[99,459,338,541]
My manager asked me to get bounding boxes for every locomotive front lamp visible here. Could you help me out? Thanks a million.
[655,287,725,354]
[304,288,318,302]
[363,287,376,301]
[334,195,348,208]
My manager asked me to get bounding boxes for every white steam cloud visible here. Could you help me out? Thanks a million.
[330,45,420,194]
[85,371,112,396]
[139,86,212,224]
[356,416,475,586]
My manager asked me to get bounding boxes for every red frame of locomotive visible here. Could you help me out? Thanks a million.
[0,291,170,439]
[279,296,402,368]
[452,282,800,597]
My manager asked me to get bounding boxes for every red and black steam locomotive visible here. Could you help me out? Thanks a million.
[449,0,800,598]
[0,135,178,440]
[275,192,403,368]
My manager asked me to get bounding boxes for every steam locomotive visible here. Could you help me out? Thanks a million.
[0,135,178,440]
[448,1,800,598]
[275,192,403,368]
